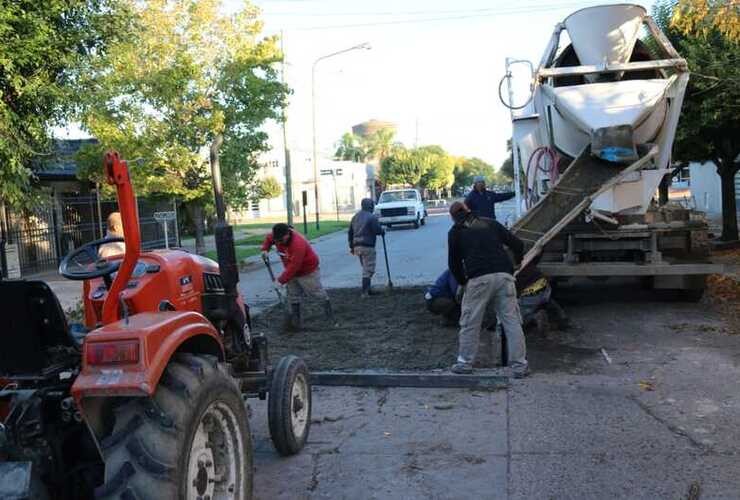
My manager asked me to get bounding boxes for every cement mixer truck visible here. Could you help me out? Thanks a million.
[502,3,722,300]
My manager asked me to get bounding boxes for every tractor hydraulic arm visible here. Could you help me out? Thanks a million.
[101,151,141,325]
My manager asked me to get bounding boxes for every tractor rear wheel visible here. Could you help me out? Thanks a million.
[268,355,311,456]
[96,353,253,500]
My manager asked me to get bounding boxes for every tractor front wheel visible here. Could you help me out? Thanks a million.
[96,353,253,500]
[268,355,311,456]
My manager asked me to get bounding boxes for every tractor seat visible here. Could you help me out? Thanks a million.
[0,280,76,377]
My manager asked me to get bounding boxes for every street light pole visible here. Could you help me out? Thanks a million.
[281,31,294,226]
[312,42,371,230]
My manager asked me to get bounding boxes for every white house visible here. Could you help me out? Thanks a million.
[229,148,373,222]
[689,161,740,218]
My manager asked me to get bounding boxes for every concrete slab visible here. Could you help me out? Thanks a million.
[509,453,740,500]
[509,380,698,455]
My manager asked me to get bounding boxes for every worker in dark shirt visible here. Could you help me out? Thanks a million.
[348,198,385,297]
[447,201,529,377]
[424,269,461,326]
[464,175,515,220]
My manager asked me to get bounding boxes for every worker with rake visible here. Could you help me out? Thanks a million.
[261,223,334,328]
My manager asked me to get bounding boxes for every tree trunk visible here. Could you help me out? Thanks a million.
[185,201,206,254]
[718,164,739,242]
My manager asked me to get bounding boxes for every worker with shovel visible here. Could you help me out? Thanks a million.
[261,223,334,328]
[447,201,529,378]
[348,198,385,297]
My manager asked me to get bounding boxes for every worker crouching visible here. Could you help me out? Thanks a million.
[424,269,461,326]
[261,223,334,328]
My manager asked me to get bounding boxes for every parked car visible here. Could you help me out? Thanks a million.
[374,188,427,229]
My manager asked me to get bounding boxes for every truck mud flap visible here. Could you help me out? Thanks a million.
[311,370,508,390]
[0,461,35,500]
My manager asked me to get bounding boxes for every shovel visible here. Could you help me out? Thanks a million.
[381,232,393,290]
[262,253,287,307]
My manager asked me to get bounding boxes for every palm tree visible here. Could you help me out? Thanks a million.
[363,128,396,164]
[334,132,366,162]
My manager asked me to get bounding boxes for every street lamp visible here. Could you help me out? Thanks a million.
[312,42,371,230]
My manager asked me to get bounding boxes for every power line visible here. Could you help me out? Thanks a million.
[277,1,632,31]
[262,3,568,17]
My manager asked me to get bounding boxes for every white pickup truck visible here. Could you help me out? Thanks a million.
[374,188,427,229]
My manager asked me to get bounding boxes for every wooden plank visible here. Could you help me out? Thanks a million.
[538,58,686,78]
[311,370,508,390]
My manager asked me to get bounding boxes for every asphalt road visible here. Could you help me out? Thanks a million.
[239,213,451,313]
[239,200,517,314]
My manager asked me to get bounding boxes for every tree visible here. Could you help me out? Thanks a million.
[0,0,129,208]
[257,176,283,200]
[671,0,740,42]
[334,132,367,162]
[77,0,287,253]
[417,146,454,194]
[499,139,514,181]
[363,128,396,165]
[380,145,424,187]
[653,0,740,241]
[453,157,496,194]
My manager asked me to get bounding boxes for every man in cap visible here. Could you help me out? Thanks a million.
[261,223,333,327]
[464,175,515,220]
[348,198,385,297]
[447,201,529,377]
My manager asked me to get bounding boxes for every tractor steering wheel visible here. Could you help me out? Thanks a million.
[59,237,124,281]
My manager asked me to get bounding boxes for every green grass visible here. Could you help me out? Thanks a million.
[205,221,349,262]
[205,246,261,262]
[233,220,349,246]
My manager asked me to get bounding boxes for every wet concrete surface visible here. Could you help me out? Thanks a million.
[249,278,740,499]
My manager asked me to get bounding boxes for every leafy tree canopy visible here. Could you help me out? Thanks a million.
[0,0,129,208]
[76,0,286,203]
[75,0,288,251]
[653,0,739,240]
[257,175,282,200]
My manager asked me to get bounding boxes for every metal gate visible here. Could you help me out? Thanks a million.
[3,194,179,277]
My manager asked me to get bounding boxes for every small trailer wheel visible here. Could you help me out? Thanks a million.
[268,355,311,456]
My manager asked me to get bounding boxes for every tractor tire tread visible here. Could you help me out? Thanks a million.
[96,353,251,500]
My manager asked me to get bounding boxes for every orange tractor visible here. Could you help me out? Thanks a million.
[0,152,311,499]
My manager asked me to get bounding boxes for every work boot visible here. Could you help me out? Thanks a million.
[511,362,530,379]
[450,362,473,374]
[323,300,335,322]
[290,303,302,330]
[361,277,371,298]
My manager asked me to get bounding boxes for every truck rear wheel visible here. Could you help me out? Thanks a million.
[268,355,311,456]
[96,353,253,500]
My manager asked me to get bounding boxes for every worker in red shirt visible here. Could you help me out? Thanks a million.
[261,223,333,328]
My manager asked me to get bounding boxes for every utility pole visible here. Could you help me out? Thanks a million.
[312,42,371,231]
[505,57,523,219]
[281,31,294,225]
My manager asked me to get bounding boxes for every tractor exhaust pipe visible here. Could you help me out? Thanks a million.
[209,138,250,362]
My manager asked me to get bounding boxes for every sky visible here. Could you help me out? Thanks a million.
[250,0,657,167]
[55,0,657,169]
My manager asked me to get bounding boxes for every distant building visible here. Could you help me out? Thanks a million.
[228,149,371,222]
[689,162,740,219]
[351,119,396,138]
